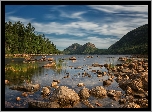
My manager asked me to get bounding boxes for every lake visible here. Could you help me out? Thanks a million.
[5,55,130,108]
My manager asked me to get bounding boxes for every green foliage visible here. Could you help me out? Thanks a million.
[5,21,60,54]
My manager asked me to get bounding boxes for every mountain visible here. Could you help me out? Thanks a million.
[63,43,82,54]
[63,42,97,54]
[108,24,148,54]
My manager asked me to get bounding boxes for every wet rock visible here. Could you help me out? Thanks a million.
[77,83,85,87]
[41,87,50,96]
[128,63,136,69]
[119,98,126,104]
[90,86,107,98]
[74,66,82,69]
[50,86,80,107]
[130,79,143,90]
[118,57,127,61]
[78,87,90,99]
[108,77,113,81]
[63,74,69,78]
[92,63,99,67]
[81,100,94,108]
[133,98,148,108]
[103,79,112,86]
[102,71,107,76]
[28,101,60,108]
[126,86,132,95]
[104,63,109,68]
[16,97,21,101]
[69,57,76,60]
[107,90,122,101]
[122,102,140,108]
[95,102,102,107]
[51,82,58,87]
[97,75,102,77]
[134,93,146,98]
[22,92,28,97]
[5,80,9,84]
[96,70,102,74]
[53,80,60,84]
[123,63,128,68]
[9,84,40,92]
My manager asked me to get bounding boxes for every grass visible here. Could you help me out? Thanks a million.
[5,62,38,72]
[5,62,39,85]
[49,58,67,74]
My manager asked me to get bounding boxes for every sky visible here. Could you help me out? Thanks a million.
[5,5,148,51]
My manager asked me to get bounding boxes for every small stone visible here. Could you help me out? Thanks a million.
[77,83,84,87]
[16,97,21,101]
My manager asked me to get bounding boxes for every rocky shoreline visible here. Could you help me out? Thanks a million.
[5,56,148,108]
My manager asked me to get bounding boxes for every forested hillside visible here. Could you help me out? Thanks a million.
[5,21,61,54]
[108,24,148,54]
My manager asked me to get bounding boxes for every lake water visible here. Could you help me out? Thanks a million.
[5,55,130,108]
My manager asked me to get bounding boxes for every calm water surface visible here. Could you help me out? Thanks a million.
[5,55,130,108]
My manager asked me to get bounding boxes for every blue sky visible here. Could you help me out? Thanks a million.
[5,5,148,51]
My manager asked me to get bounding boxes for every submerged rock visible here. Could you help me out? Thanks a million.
[9,84,40,92]
[28,101,60,108]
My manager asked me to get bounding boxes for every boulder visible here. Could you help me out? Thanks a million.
[41,87,50,96]
[50,86,80,106]
[9,84,40,92]
[90,86,107,98]
[78,87,90,99]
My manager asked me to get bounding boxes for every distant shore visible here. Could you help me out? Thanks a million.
[5,53,148,58]
[5,54,64,58]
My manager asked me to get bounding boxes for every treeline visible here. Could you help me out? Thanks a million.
[5,21,61,54]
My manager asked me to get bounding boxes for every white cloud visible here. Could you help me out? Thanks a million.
[47,36,119,50]
[59,10,86,20]
[88,5,148,13]
[6,16,34,25]
[86,36,118,49]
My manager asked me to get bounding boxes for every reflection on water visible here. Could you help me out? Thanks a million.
[5,55,129,108]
